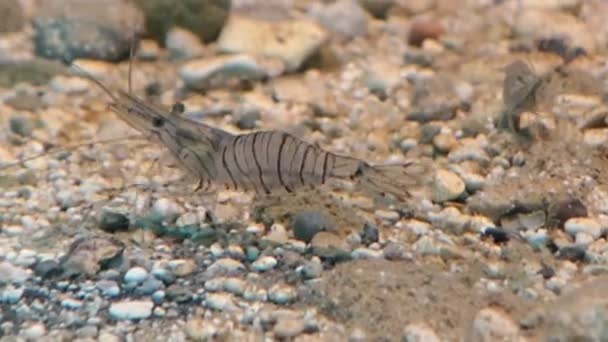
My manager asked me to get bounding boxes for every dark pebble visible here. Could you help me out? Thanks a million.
[383,242,409,260]
[99,211,130,233]
[135,277,163,296]
[557,246,587,262]
[233,107,261,130]
[481,227,510,244]
[35,259,62,278]
[548,197,587,228]
[293,210,334,243]
[408,19,445,47]
[537,265,555,279]
[360,223,379,245]
[9,115,34,137]
[165,284,193,303]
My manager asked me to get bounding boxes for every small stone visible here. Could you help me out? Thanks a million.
[165,27,204,60]
[167,259,196,277]
[374,210,400,223]
[1,286,24,304]
[34,259,62,278]
[61,298,83,310]
[207,258,246,276]
[96,280,120,298]
[152,290,165,304]
[223,277,247,296]
[151,198,182,223]
[564,217,602,239]
[293,210,334,243]
[109,300,154,320]
[233,106,261,130]
[352,248,383,259]
[49,75,89,94]
[135,277,163,296]
[383,242,411,261]
[151,267,175,285]
[124,267,148,284]
[217,14,328,72]
[265,223,289,244]
[204,293,238,312]
[311,232,351,262]
[60,237,124,278]
[402,322,440,342]
[310,0,368,40]
[472,307,520,341]
[268,284,297,305]
[0,261,31,285]
[408,19,445,47]
[432,170,465,202]
[548,198,588,227]
[179,54,274,90]
[99,211,130,233]
[165,284,192,303]
[136,39,160,60]
[360,223,379,245]
[251,256,278,272]
[297,260,323,280]
[273,317,305,339]
[21,322,46,339]
[9,115,34,137]
[480,227,510,244]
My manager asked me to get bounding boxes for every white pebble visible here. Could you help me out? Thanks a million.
[432,170,465,202]
[565,217,602,239]
[109,300,154,320]
[124,267,149,284]
[204,293,238,312]
[251,256,278,272]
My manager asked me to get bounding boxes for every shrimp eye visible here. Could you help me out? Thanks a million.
[152,117,164,127]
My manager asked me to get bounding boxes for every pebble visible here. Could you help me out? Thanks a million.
[264,223,289,244]
[433,170,466,202]
[351,247,384,260]
[297,260,323,280]
[21,322,47,339]
[123,267,149,284]
[204,293,238,312]
[310,0,369,40]
[273,317,305,339]
[293,210,334,243]
[251,256,278,272]
[359,223,379,245]
[96,280,120,298]
[0,261,31,285]
[99,211,130,233]
[61,298,83,310]
[472,307,520,341]
[109,300,154,320]
[49,75,89,94]
[135,277,163,296]
[408,19,445,47]
[152,290,165,304]
[564,217,602,239]
[151,198,182,223]
[167,259,196,277]
[374,210,400,222]
[179,54,274,90]
[217,14,328,72]
[268,284,297,305]
[1,286,24,304]
[223,277,247,296]
[207,258,246,276]
[165,27,205,60]
[9,115,34,137]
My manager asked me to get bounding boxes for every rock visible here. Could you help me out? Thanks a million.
[293,210,334,243]
[564,217,602,239]
[204,292,238,312]
[470,307,520,342]
[402,322,440,342]
[232,105,261,130]
[185,317,219,341]
[251,256,278,272]
[1,286,24,304]
[217,14,328,72]
[310,0,369,40]
[60,237,124,278]
[167,259,196,277]
[135,277,163,296]
[274,317,305,339]
[0,0,24,33]
[264,223,289,244]
[134,0,230,43]
[311,232,351,262]
[61,298,83,310]
[360,222,379,245]
[179,54,278,90]
[165,284,192,303]
[297,260,323,280]
[109,300,154,320]
[268,283,297,305]
[34,259,62,278]
[165,27,205,60]
[432,170,465,202]
[358,0,394,18]
[206,258,246,276]
[408,19,445,47]
[151,198,182,223]
[96,280,120,298]
[32,0,143,62]
[99,210,130,233]
[513,9,596,53]
[9,115,34,137]
[123,266,148,284]
[21,322,47,340]
[0,261,31,285]
[383,242,411,260]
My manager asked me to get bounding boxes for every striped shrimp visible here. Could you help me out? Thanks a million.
[69,62,426,203]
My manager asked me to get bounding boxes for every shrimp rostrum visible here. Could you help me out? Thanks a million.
[71,63,426,203]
